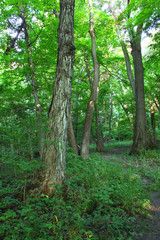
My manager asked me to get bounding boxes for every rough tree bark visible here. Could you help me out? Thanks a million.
[37,0,75,194]
[81,0,100,159]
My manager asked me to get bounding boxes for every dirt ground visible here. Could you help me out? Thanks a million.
[102,146,160,240]
[140,192,160,240]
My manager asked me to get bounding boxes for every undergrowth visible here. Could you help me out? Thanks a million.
[0,148,150,240]
[117,147,160,193]
[90,140,132,152]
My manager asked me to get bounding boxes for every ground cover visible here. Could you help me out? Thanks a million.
[0,141,160,239]
[102,142,160,240]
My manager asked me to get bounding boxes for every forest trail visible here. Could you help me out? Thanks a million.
[104,146,131,157]
[102,146,160,240]
[141,192,160,240]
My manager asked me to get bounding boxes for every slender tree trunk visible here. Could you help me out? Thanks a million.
[151,111,156,145]
[95,96,104,152]
[34,0,75,195]
[150,102,157,145]
[154,98,160,129]
[154,98,160,113]
[117,111,120,141]
[84,57,104,152]
[118,99,133,132]
[103,100,108,143]
[21,15,44,155]
[109,7,136,100]
[130,25,149,153]
[121,41,136,100]
[68,115,78,154]
[23,14,42,119]
[84,57,93,86]
[81,0,100,159]
[95,105,104,152]
[73,96,79,139]
[108,95,113,147]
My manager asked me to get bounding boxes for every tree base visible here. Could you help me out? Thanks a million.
[129,138,157,155]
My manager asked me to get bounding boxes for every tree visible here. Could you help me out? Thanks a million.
[107,3,136,100]
[126,0,160,152]
[129,23,148,153]
[36,0,75,194]
[101,0,156,153]
[144,30,160,145]
[81,0,101,158]
[1,0,159,175]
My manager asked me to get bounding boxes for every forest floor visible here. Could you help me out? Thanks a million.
[102,146,160,240]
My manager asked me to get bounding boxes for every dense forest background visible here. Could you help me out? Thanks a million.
[0,0,159,154]
[0,0,160,239]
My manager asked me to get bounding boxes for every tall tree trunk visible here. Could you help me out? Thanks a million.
[81,0,99,159]
[36,0,75,195]
[130,25,148,153]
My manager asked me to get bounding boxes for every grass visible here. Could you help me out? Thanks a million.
[90,140,132,152]
[0,141,160,239]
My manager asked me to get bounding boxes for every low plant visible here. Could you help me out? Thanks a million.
[0,150,150,239]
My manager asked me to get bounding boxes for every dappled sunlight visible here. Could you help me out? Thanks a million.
[89,100,94,107]
[143,200,152,211]
[142,195,160,216]
[149,205,160,212]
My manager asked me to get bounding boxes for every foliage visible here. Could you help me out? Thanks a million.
[0,0,159,146]
[0,148,149,240]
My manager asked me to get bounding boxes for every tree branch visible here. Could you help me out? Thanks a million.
[29,27,44,46]
[5,9,26,54]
